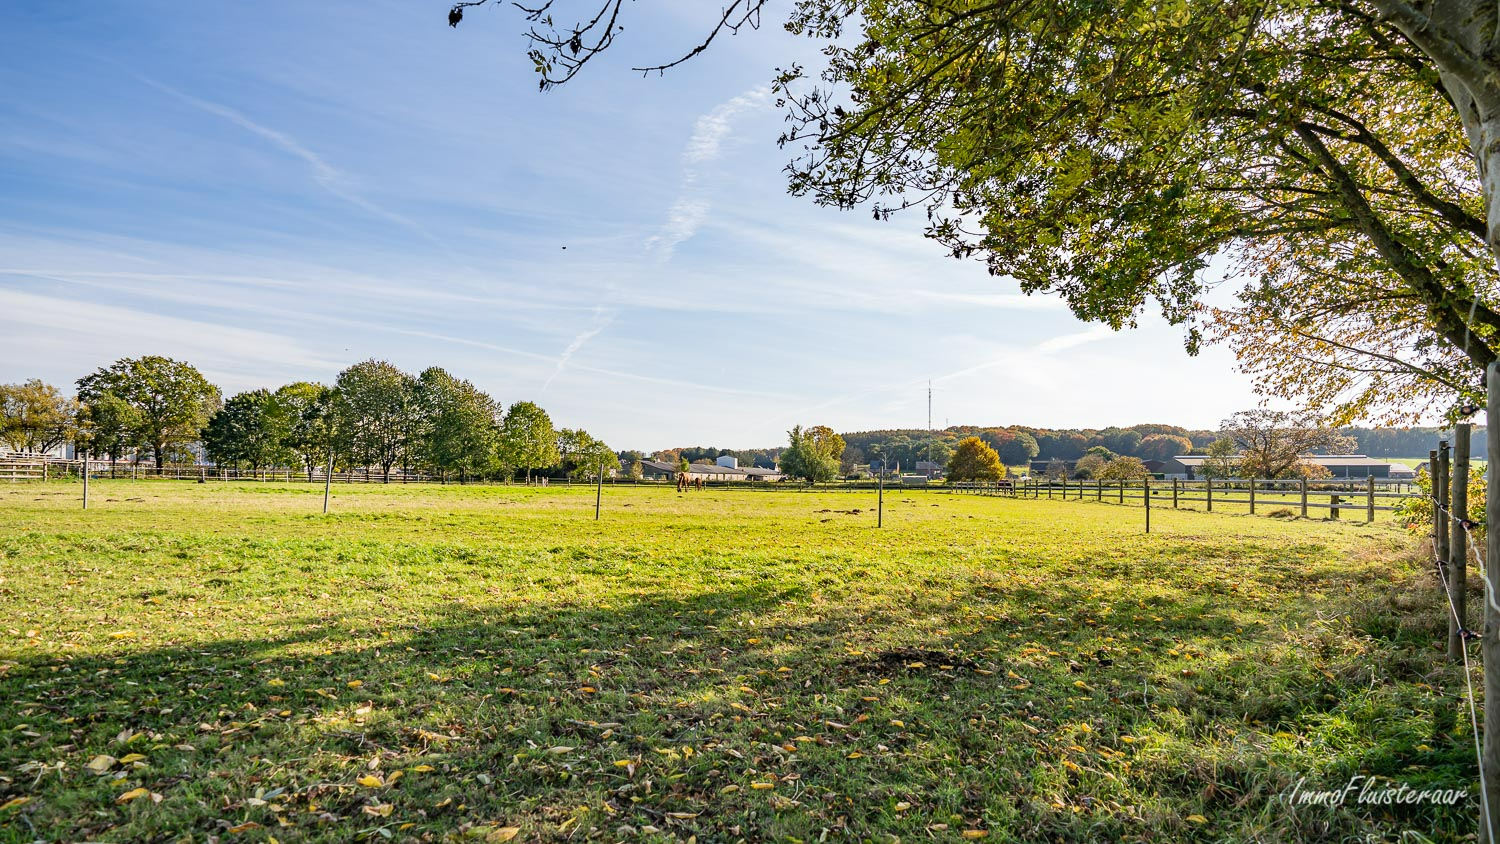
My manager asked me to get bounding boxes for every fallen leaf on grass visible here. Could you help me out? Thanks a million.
[1186,814,1208,824]
[961,831,989,839]
[118,753,146,764]
[86,755,116,773]
[116,787,150,803]
[363,803,393,817]
[487,827,521,842]
[357,775,384,788]
[0,797,31,811]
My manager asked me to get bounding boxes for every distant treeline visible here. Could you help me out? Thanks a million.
[2,356,617,482]
[664,423,1482,472]
[1340,427,1487,459]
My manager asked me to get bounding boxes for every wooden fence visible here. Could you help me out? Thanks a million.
[951,476,1422,522]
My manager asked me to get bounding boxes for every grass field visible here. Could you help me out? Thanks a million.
[0,480,1477,842]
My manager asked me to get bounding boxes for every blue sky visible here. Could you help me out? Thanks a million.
[0,1,1266,451]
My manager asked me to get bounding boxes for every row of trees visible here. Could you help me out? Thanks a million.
[843,425,1218,469]
[1027,411,1359,481]
[202,359,611,482]
[2,356,610,482]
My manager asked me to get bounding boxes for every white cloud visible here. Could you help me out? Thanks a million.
[544,307,617,390]
[138,76,443,246]
[0,288,342,391]
[645,87,771,259]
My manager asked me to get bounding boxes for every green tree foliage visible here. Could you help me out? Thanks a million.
[1398,466,1487,539]
[620,450,645,480]
[1200,437,1242,480]
[77,392,142,467]
[557,428,617,479]
[1222,410,1357,479]
[203,390,296,471]
[1072,453,1106,479]
[780,424,841,483]
[1099,429,1144,458]
[946,436,1003,482]
[0,380,76,453]
[1137,434,1194,462]
[1097,456,1151,481]
[988,430,1039,466]
[499,401,560,482]
[75,356,220,467]
[463,0,1500,423]
[334,360,420,481]
[417,368,500,481]
[276,382,338,481]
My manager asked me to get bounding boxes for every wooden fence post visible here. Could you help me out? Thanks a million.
[323,452,333,514]
[1367,475,1376,524]
[1207,478,1213,512]
[1097,479,1103,501]
[1144,477,1151,534]
[1249,478,1256,515]
[81,452,89,510]
[1438,441,1451,572]
[1449,424,1471,663]
[1172,478,1179,509]
[1482,363,1500,842]
[1300,477,1308,519]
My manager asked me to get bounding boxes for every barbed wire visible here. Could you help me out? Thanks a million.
[1434,502,1493,844]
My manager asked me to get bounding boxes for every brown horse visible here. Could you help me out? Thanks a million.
[677,472,689,492]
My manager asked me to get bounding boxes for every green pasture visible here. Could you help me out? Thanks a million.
[0,481,1475,842]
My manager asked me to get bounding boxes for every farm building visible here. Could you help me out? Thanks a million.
[1160,454,1406,480]
[631,459,784,482]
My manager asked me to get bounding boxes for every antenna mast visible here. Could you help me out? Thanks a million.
[927,381,932,431]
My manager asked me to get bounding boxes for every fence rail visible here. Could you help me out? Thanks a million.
[951,476,1423,522]
[0,459,923,491]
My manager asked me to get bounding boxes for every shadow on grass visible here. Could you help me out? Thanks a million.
[0,578,1476,843]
